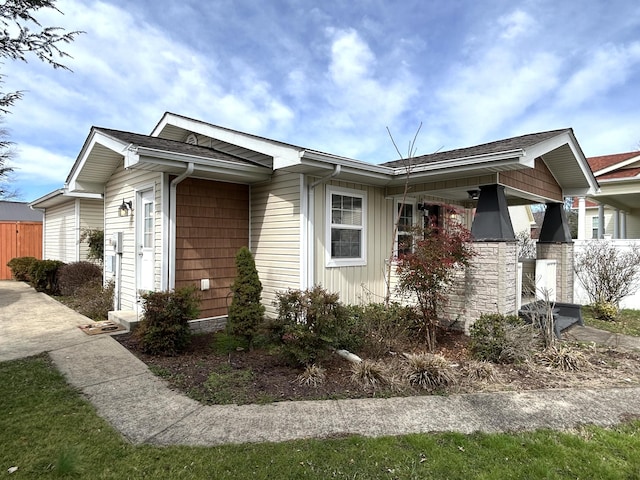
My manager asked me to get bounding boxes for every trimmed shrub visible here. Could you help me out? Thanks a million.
[135,286,201,356]
[64,280,114,321]
[273,286,362,366]
[29,259,65,294]
[7,256,38,281]
[226,247,265,345]
[57,261,103,296]
[469,313,528,364]
[349,302,417,357]
[592,301,618,322]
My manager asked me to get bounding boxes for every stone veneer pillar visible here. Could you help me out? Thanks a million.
[442,241,519,333]
[536,243,574,303]
[537,203,574,303]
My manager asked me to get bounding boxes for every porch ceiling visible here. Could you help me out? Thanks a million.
[588,178,640,210]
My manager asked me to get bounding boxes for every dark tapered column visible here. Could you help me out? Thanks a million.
[470,184,515,241]
[538,203,572,243]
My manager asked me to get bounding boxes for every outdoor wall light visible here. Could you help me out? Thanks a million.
[467,190,480,200]
[118,199,133,217]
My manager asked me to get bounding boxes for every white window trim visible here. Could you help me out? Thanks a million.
[326,185,367,267]
[395,199,416,258]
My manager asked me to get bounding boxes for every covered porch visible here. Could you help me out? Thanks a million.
[383,128,599,331]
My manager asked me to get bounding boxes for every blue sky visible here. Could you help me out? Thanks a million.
[4,0,640,201]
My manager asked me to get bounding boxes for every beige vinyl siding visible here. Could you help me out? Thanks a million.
[314,180,393,305]
[251,171,301,314]
[585,207,640,239]
[43,201,77,263]
[314,182,473,306]
[105,162,163,311]
[78,199,104,261]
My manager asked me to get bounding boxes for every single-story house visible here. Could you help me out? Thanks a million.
[39,113,599,330]
[0,201,43,279]
[30,189,104,263]
[573,151,640,239]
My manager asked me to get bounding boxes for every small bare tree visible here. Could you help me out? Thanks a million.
[574,241,640,309]
[383,123,422,306]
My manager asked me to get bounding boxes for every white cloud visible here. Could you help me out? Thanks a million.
[435,45,561,145]
[498,10,537,40]
[8,145,75,184]
[557,42,640,107]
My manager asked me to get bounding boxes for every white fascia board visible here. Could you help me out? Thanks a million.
[133,147,271,176]
[521,132,573,167]
[400,150,523,175]
[527,130,599,194]
[302,150,393,175]
[153,113,303,165]
[67,130,131,191]
[594,154,640,177]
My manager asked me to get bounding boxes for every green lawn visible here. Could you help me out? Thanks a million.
[2,356,640,479]
[582,307,640,336]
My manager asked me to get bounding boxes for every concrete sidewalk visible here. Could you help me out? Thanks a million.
[2,280,640,446]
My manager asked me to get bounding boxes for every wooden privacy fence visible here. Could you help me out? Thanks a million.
[0,222,42,280]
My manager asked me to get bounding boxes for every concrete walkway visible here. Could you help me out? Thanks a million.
[2,280,640,446]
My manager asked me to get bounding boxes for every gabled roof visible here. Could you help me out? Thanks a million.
[383,129,571,167]
[587,151,640,175]
[382,128,598,198]
[584,151,640,211]
[0,201,43,221]
[94,128,264,168]
[66,127,272,194]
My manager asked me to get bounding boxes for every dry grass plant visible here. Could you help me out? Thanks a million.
[536,344,590,372]
[296,364,326,387]
[404,352,455,390]
[350,359,393,389]
[462,360,497,383]
[500,324,541,364]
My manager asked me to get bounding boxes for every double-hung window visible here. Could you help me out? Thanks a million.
[327,187,367,267]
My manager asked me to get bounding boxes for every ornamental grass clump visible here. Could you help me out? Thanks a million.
[296,364,326,387]
[350,359,392,389]
[463,360,497,383]
[536,344,590,372]
[404,352,455,390]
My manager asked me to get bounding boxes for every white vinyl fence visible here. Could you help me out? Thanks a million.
[573,239,640,309]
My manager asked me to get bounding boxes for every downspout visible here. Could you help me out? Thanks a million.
[306,164,341,289]
[169,162,194,289]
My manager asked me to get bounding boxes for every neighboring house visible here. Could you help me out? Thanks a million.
[574,151,640,239]
[0,201,43,280]
[40,113,598,330]
[29,189,103,263]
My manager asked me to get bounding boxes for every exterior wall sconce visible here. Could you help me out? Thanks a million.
[467,190,480,200]
[118,199,133,217]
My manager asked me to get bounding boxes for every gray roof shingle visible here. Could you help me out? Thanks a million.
[94,128,265,167]
[0,201,43,221]
[382,129,571,168]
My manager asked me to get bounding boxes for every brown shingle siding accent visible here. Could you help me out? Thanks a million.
[500,158,563,202]
[175,178,249,318]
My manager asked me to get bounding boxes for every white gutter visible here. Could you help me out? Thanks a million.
[168,162,194,289]
[305,164,341,289]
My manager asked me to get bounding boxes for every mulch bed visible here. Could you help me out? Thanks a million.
[115,329,640,405]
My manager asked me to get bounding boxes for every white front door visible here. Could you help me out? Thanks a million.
[136,189,155,293]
